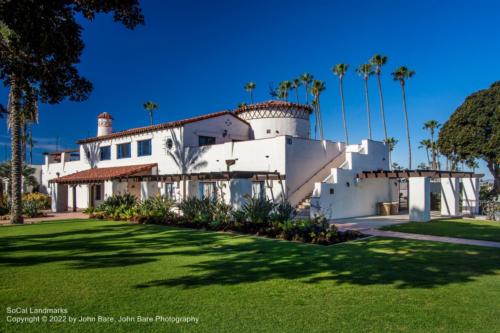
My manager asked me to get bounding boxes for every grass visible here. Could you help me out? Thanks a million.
[381,218,500,242]
[0,219,500,333]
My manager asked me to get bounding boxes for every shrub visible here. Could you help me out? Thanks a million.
[23,192,50,210]
[178,197,216,227]
[0,196,9,216]
[137,195,175,223]
[23,200,42,218]
[270,200,295,223]
[209,201,233,230]
[99,193,137,211]
[240,196,275,225]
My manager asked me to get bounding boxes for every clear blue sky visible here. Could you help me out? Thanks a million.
[1,0,499,177]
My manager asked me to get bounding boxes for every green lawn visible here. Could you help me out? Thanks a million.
[382,218,500,242]
[1,220,500,333]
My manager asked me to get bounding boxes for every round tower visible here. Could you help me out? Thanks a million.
[234,101,312,139]
[97,112,113,137]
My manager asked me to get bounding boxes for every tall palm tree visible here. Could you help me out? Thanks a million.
[332,64,349,144]
[310,80,326,141]
[279,81,293,101]
[244,81,256,103]
[291,78,302,103]
[384,137,398,169]
[143,101,158,125]
[418,139,432,166]
[237,102,247,108]
[355,63,374,140]
[423,120,440,169]
[370,54,389,142]
[300,73,314,104]
[391,66,416,169]
[7,82,38,223]
[166,128,208,200]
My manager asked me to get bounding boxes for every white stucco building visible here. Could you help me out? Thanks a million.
[41,101,480,221]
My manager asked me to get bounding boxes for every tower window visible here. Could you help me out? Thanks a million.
[266,129,271,134]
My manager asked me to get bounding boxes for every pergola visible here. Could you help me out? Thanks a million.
[356,169,482,222]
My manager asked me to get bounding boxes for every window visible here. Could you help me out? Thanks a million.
[165,183,174,199]
[117,142,131,159]
[100,146,111,160]
[252,181,266,199]
[95,185,102,201]
[137,139,152,156]
[198,135,216,146]
[199,182,216,199]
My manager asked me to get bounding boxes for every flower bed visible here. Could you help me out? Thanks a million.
[85,194,365,245]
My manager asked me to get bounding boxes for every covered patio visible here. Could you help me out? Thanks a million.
[357,170,483,222]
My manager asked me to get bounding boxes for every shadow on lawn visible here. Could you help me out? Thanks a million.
[1,222,500,288]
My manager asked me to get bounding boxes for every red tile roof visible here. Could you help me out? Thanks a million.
[78,110,249,144]
[50,163,157,184]
[234,100,313,114]
[97,112,113,120]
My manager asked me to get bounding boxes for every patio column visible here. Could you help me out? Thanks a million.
[104,180,114,199]
[50,182,68,213]
[462,177,479,215]
[441,177,460,217]
[408,177,430,222]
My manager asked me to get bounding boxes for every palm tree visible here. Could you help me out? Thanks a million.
[300,73,314,104]
[7,82,38,224]
[310,80,326,141]
[278,81,292,101]
[391,66,416,169]
[0,161,38,199]
[384,137,398,169]
[370,54,389,142]
[355,63,374,140]
[166,128,208,200]
[332,64,349,144]
[291,78,302,103]
[244,82,256,103]
[423,120,440,169]
[237,102,247,108]
[143,101,158,125]
[418,139,432,166]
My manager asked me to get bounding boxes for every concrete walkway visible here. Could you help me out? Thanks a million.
[333,214,410,232]
[365,229,500,249]
[0,211,88,225]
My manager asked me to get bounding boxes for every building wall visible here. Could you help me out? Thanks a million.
[245,117,309,140]
[311,140,393,219]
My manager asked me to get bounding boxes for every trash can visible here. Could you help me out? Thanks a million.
[378,202,392,216]
[390,202,399,215]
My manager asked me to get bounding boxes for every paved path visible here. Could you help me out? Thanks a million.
[366,229,500,248]
[0,211,87,225]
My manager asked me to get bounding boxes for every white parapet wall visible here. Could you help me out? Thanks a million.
[409,177,431,222]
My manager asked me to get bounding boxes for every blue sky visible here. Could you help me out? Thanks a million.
[1,0,499,177]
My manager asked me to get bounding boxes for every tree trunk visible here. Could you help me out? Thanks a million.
[400,82,412,169]
[305,84,309,104]
[430,131,437,169]
[295,88,299,104]
[339,78,349,144]
[149,111,153,125]
[376,74,388,142]
[486,160,499,195]
[250,91,254,104]
[364,78,372,140]
[9,78,24,224]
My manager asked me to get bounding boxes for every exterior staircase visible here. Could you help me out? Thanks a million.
[295,194,311,218]
[289,152,347,218]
